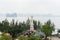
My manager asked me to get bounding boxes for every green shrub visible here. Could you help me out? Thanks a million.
[29,35,42,40]
[18,35,42,40]
[0,34,12,40]
[18,35,28,40]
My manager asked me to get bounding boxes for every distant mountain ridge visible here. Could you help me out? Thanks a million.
[0,13,60,17]
[6,13,17,17]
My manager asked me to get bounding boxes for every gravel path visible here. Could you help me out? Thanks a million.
[51,37,60,40]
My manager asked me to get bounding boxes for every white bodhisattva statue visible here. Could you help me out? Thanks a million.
[30,16,34,31]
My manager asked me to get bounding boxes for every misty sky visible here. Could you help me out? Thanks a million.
[0,0,60,15]
[0,0,60,31]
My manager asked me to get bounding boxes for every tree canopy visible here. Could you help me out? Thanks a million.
[0,19,55,40]
[41,20,55,40]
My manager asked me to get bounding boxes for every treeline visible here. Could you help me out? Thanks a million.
[0,19,41,37]
[0,18,55,40]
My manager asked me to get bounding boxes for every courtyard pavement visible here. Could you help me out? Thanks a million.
[51,36,60,40]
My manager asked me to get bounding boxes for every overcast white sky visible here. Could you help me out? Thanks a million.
[0,0,60,15]
[1,0,60,31]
